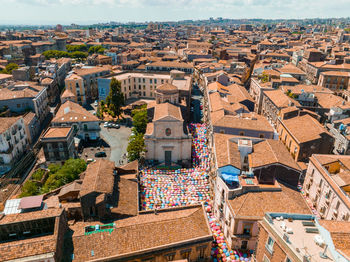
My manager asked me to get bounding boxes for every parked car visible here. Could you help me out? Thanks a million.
[94,100,98,106]
[95,151,106,157]
[107,123,113,128]
[103,122,108,127]
[87,158,95,163]
[113,124,120,129]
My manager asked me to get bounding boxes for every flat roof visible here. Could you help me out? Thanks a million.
[268,215,334,261]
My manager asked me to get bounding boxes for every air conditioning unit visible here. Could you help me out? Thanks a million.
[317,188,321,193]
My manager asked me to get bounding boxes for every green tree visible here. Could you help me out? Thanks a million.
[127,133,146,161]
[69,51,88,60]
[32,169,46,181]
[42,50,70,59]
[106,78,125,119]
[1,63,19,74]
[20,181,39,197]
[88,45,105,54]
[260,72,269,83]
[66,44,88,52]
[132,108,147,134]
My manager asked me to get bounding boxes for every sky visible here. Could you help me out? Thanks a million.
[0,0,350,25]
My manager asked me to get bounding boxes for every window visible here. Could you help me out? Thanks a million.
[243,224,251,235]
[239,131,244,136]
[294,146,298,153]
[180,249,191,259]
[17,104,21,108]
[220,130,225,134]
[241,240,248,250]
[285,257,292,262]
[266,236,274,254]
[259,134,265,138]
[336,201,340,210]
[164,252,175,261]
[154,79,157,84]
[48,152,55,159]
[165,128,171,136]
[197,245,207,258]
[59,152,66,159]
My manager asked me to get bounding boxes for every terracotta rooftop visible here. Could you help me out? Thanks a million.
[52,101,99,123]
[214,133,241,169]
[319,220,350,259]
[65,205,212,261]
[0,116,22,134]
[80,159,115,197]
[249,139,301,171]
[228,183,311,218]
[42,127,72,139]
[153,102,183,121]
[281,114,331,143]
[212,113,274,133]
[155,82,178,93]
[263,89,300,108]
[110,177,138,217]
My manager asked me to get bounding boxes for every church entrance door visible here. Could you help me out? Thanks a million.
[165,151,172,166]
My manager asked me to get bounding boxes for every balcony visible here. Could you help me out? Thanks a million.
[235,233,252,239]
[0,145,13,154]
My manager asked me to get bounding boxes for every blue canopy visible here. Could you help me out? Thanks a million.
[221,172,239,183]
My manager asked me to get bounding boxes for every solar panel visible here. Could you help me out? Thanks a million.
[3,199,21,215]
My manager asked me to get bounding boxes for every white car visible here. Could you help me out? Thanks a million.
[103,122,108,127]
[94,100,98,106]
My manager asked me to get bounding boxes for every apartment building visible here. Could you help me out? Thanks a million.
[304,61,350,84]
[0,208,68,262]
[261,89,300,128]
[303,154,350,221]
[249,77,273,114]
[211,133,309,252]
[98,72,171,101]
[0,82,49,123]
[326,117,350,154]
[318,70,350,90]
[41,127,76,164]
[65,66,110,105]
[0,116,28,175]
[98,70,192,102]
[145,61,194,74]
[51,101,100,141]
[255,213,350,262]
[277,114,334,162]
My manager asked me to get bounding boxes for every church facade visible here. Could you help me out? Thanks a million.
[144,82,192,166]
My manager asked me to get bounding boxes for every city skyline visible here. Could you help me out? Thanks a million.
[1,0,350,25]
